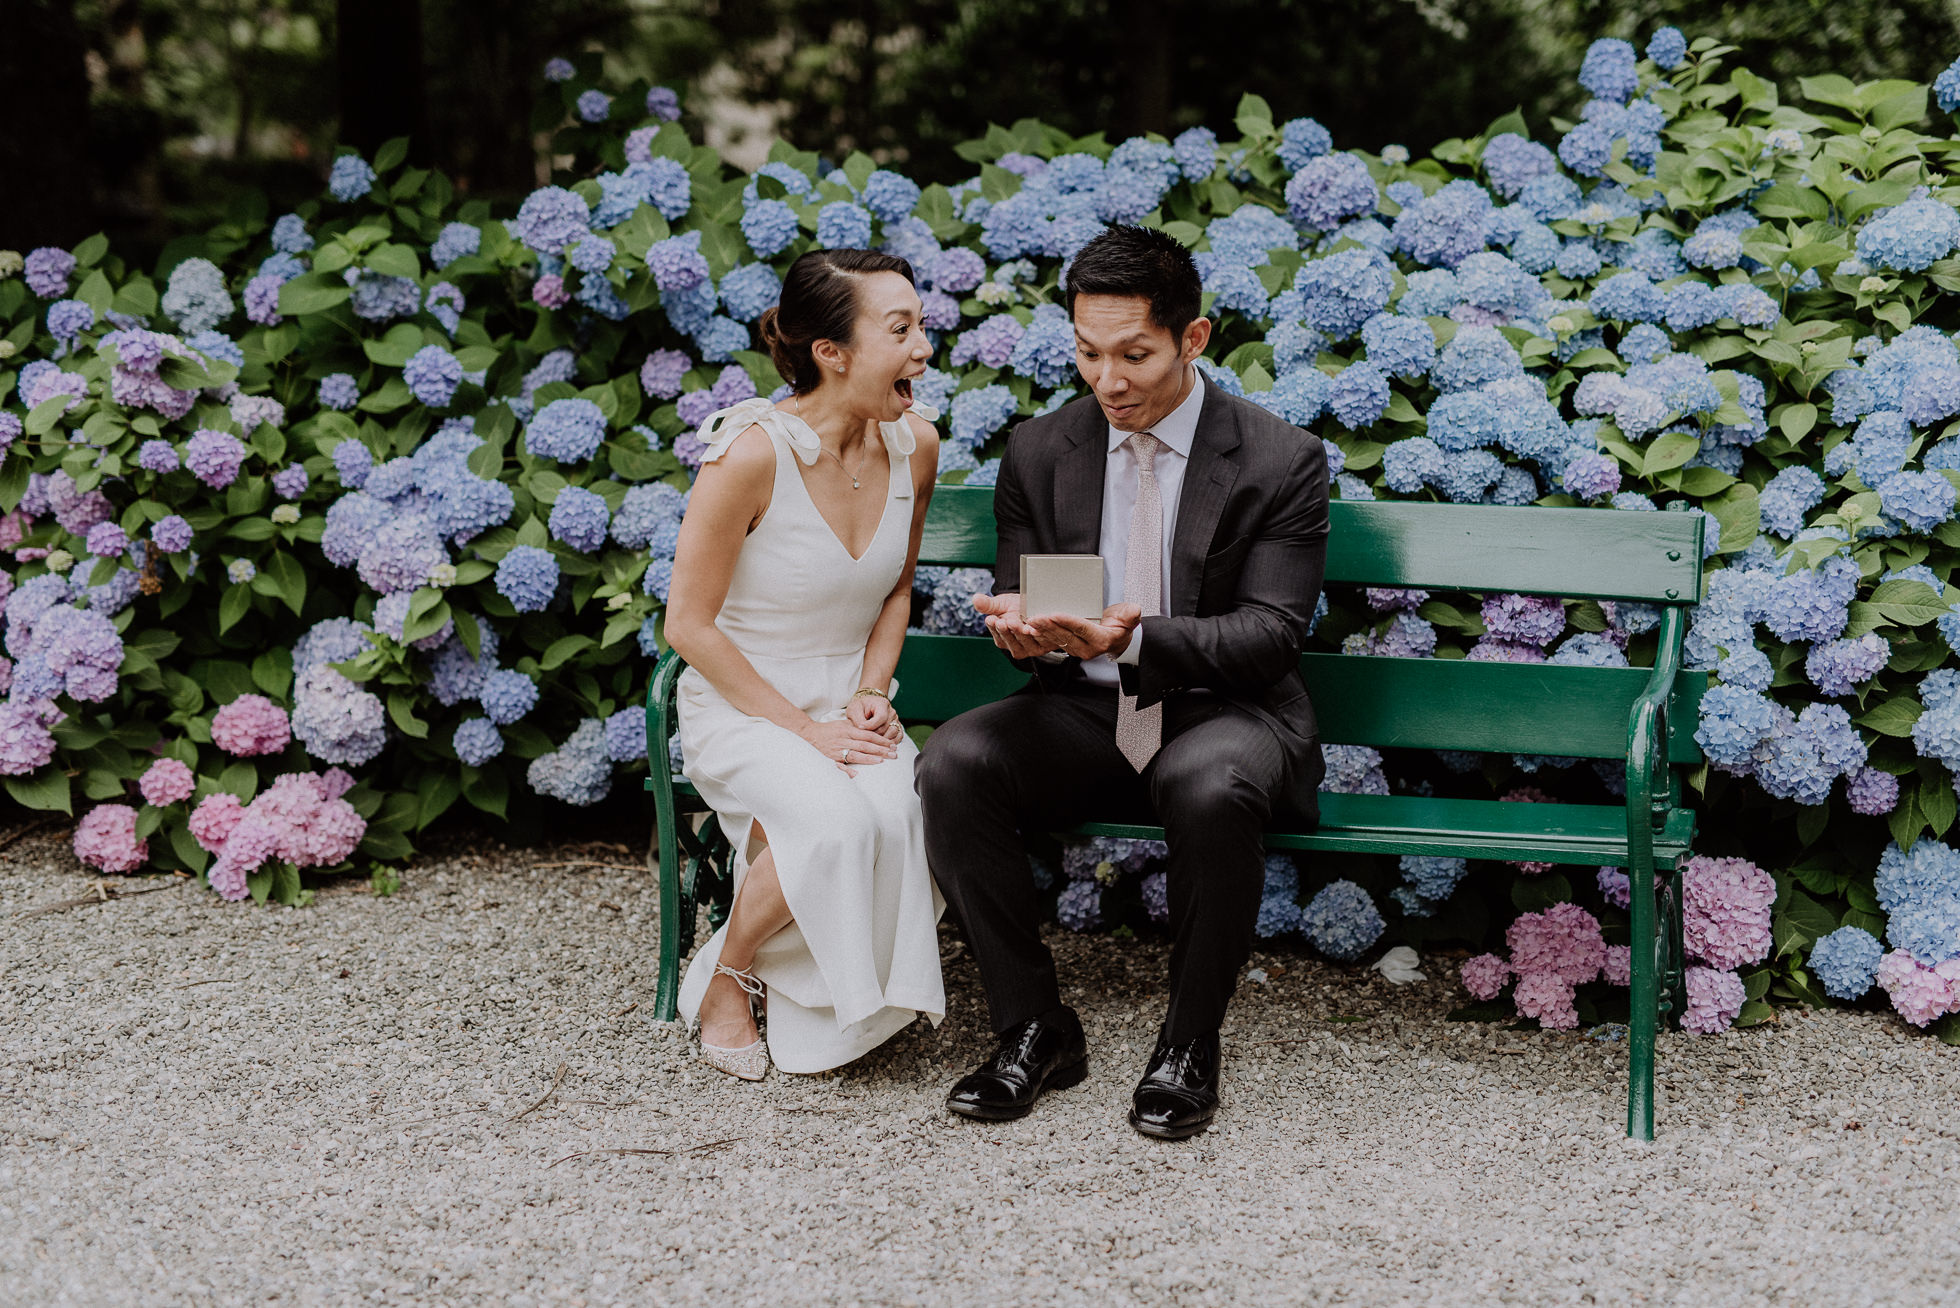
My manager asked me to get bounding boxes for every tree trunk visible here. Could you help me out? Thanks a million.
[336,0,430,163]
[0,0,95,248]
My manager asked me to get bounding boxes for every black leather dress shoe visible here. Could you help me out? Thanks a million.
[1129,1031,1220,1140]
[945,1015,1089,1121]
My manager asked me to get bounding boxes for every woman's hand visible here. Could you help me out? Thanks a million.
[847,691,902,742]
[799,717,900,775]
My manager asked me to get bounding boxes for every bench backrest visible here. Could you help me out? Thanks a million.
[901,485,1707,761]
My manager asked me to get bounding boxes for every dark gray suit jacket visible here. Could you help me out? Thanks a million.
[991,375,1332,820]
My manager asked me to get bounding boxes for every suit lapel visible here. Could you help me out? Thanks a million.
[1053,408,1106,556]
[1170,378,1242,617]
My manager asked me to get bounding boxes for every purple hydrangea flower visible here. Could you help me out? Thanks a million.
[454,718,504,767]
[527,398,607,463]
[24,247,78,298]
[548,486,611,553]
[404,344,463,407]
[150,515,192,553]
[328,154,376,201]
[184,429,247,489]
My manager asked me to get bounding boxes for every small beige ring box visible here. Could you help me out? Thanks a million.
[1020,554,1105,622]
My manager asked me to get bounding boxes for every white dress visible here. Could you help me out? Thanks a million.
[674,397,946,1073]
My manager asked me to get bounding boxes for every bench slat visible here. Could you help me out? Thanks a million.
[892,635,1705,761]
[1325,500,1704,603]
[1304,653,1707,763]
[922,487,1706,605]
[651,772,1689,868]
[1072,793,1695,869]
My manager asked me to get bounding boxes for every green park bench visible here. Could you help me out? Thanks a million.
[644,485,1709,1139]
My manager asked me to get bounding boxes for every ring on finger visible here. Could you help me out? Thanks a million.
[842,747,852,763]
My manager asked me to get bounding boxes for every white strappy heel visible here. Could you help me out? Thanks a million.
[699,962,770,1081]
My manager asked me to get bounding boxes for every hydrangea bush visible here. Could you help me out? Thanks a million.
[4,34,1960,1038]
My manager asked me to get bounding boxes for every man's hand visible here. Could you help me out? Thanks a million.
[1027,603,1143,662]
[973,592,1054,661]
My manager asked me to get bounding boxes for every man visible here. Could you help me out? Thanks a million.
[915,223,1331,1140]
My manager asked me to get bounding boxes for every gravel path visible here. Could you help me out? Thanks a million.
[3,824,1957,1306]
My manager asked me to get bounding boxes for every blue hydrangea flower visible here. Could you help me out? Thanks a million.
[1431,324,1524,392]
[647,231,710,291]
[528,718,613,807]
[1482,134,1557,199]
[568,235,615,275]
[1938,56,1960,113]
[271,213,314,253]
[496,545,560,612]
[1393,179,1494,268]
[1326,360,1390,430]
[159,258,233,334]
[717,263,781,323]
[1399,854,1469,909]
[949,384,1018,449]
[576,89,611,123]
[861,169,922,223]
[548,485,611,553]
[527,398,607,463]
[1252,366,1331,426]
[1295,248,1395,340]
[403,344,463,407]
[1579,38,1640,102]
[1301,879,1384,961]
[1878,469,1958,531]
[647,86,681,120]
[454,718,504,767]
[1695,684,1780,768]
[1172,126,1218,181]
[511,186,592,255]
[1807,926,1883,1000]
[1857,196,1960,273]
[1590,270,1667,324]
[328,154,376,201]
[1276,117,1333,170]
[740,199,800,258]
[1283,153,1376,230]
[1007,309,1074,389]
[816,202,873,249]
[431,222,480,267]
[479,668,540,724]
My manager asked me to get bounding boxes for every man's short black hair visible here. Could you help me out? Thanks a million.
[1064,223,1203,336]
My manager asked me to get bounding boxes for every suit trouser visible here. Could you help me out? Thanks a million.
[916,682,1293,1046]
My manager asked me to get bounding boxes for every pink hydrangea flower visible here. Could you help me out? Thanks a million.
[73,804,147,873]
[189,791,246,853]
[1875,950,1960,1028]
[249,772,367,867]
[138,757,196,807]
[1505,902,1606,985]
[1460,953,1512,1000]
[1681,854,1775,970]
[532,274,570,309]
[1513,972,1579,1029]
[210,693,291,757]
[1680,966,1746,1034]
[319,766,355,800]
[1602,943,1631,987]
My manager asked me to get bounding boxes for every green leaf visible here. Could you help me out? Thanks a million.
[248,869,274,904]
[1773,887,1840,957]
[263,550,307,616]
[251,648,294,700]
[362,323,425,369]
[541,634,595,670]
[1641,432,1699,477]
[365,243,421,281]
[387,692,430,739]
[277,273,353,316]
[1857,695,1923,737]
[271,864,304,906]
[217,761,259,802]
[373,136,410,173]
[1734,999,1775,1028]
[1920,769,1957,838]
[1866,579,1947,627]
[461,764,509,820]
[218,583,252,634]
[1510,873,1572,913]
[4,770,72,815]
[1234,92,1274,136]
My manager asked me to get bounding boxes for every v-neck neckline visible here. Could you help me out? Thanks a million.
[780,410,898,564]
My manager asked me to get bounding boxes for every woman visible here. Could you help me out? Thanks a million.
[666,248,944,1079]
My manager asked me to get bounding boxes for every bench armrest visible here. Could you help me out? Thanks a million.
[1623,605,1686,850]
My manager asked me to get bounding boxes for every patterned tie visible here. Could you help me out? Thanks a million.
[1114,431,1163,772]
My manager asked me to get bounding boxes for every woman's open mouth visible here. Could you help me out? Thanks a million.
[894,377,914,403]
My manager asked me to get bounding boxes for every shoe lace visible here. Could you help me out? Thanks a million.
[713,962,765,997]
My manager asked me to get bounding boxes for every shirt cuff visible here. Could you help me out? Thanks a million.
[1112,624,1142,666]
[1037,650,1069,664]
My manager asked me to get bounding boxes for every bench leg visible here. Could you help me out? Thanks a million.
[1626,852,1660,1141]
[1662,869,1688,1023]
[653,806,686,1022]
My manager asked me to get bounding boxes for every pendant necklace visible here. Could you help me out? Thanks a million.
[796,394,868,489]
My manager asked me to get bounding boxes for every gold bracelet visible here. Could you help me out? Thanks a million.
[850,687,890,701]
